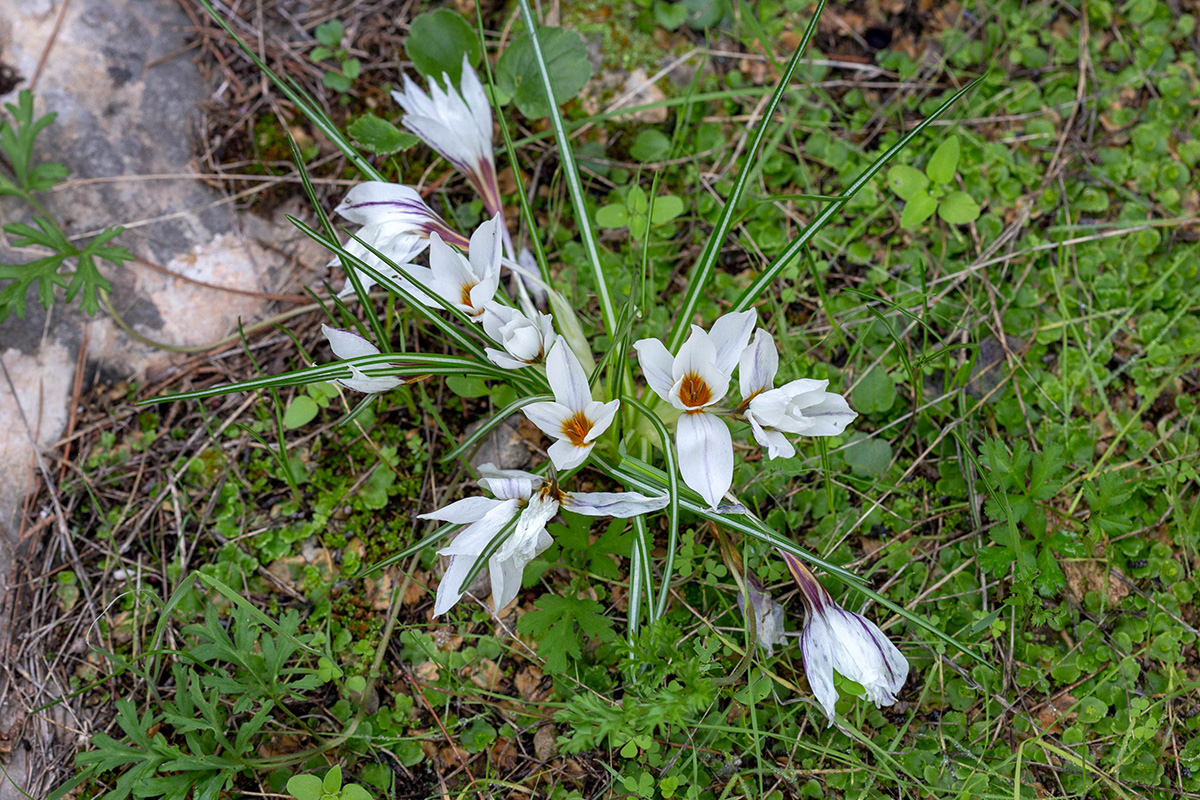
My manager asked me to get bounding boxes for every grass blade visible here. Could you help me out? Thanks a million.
[515,0,617,338]
[732,77,982,312]
[665,0,828,351]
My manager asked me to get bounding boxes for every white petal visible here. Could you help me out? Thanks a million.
[418,496,502,524]
[747,411,795,460]
[438,500,522,555]
[676,411,734,509]
[335,182,434,227]
[338,368,402,395]
[469,215,504,282]
[585,399,620,442]
[428,233,478,310]
[545,339,592,410]
[547,438,592,471]
[672,327,717,382]
[322,324,381,359]
[485,348,531,371]
[800,619,841,724]
[457,54,494,151]
[708,309,757,376]
[521,400,573,439]
[434,553,476,616]
[633,338,676,401]
[739,328,778,400]
[562,490,670,517]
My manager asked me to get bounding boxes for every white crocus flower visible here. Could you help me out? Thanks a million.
[335,181,468,247]
[522,340,618,471]
[419,464,669,615]
[332,182,469,299]
[333,226,429,299]
[781,551,909,725]
[392,54,503,218]
[400,215,503,319]
[739,330,858,459]
[633,310,757,508]
[481,302,558,370]
[321,324,401,394]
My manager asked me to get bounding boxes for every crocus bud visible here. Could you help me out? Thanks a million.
[780,550,909,725]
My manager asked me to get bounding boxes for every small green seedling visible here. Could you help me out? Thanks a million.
[311,20,360,93]
[287,766,374,800]
[596,185,685,241]
[887,134,981,229]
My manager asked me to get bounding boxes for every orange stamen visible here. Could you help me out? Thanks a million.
[560,412,593,446]
[678,372,713,408]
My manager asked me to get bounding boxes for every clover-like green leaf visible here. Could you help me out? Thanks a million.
[886,164,929,201]
[347,114,419,155]
[899,190,937,229]
[406,8,482,85]
[938,191,981,224]
[286,774,325,800]
[496,26,592,119]
[926,135,960,184]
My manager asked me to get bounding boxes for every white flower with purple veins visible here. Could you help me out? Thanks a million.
[781,551,909,725]
[419,464,669,616]
[321,324,401,394]
[401,215,503,318]
[634,310,757,509]
[332,182,469,298]
[522,340,619,471]
[392,55,503,217]
[336,181,468,247]
[739,330,858,459]
[481,303,558,370]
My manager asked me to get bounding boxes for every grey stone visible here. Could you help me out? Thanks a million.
[0,0,329,795]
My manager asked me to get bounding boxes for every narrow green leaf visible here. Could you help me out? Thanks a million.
[667,0,827,350]
[515,0,616,337]
[732,77,981,312]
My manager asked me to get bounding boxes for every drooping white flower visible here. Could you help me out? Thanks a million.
[781,551,909,725]
[399,215,503,318]
[739,330,858,459]
[331,182,469,298]
[737,577,788,657]
[333,225,430,299]
[522,340,618,471]
[419,464,669,615]
[481,302,558,370]
[392,54,503,218]
[633,310,756,508]
[335,181,468,246]
[321,324,401,394]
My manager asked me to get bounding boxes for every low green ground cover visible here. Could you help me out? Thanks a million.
[22,0,1200,798]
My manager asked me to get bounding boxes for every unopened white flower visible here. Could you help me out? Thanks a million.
[419,464,669,615]
[523,340,618,471]
[481,303,558,369]
[321,324,401,394]
[634,310,756,508]
[392,54,502,217]
[739,330,858,458]
[400,215,503,318]
[781,551,909,725]
[737,577,788,657]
